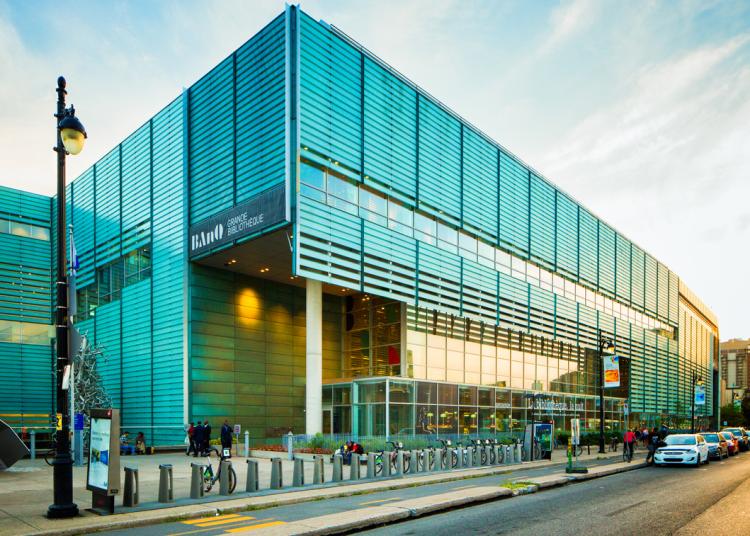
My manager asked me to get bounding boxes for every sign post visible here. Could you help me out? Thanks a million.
[233,424,241,457]
[566,418,587,474]
[86,408,120,515]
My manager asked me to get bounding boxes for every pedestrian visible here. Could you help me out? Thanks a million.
[186,421,196,456]
[623,428,636,462]
[194,420,204,457]
[221,419,232,455]
[646,427,660,465]
[136,432,147,455]
[203,419,212,454]
[641,427,649,447]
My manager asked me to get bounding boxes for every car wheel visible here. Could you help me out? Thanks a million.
[704,455,710,465]
[694,454,701,466]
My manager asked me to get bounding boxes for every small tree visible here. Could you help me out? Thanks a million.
[720,403,744,427]
[741,390,750,427]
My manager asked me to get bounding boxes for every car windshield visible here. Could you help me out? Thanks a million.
[664,435,696,446]
[703,434,719,442]
[725,429,742,435]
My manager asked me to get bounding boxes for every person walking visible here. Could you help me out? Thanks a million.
[623,428,636,462]
[203,419,212,454]
[221,419,233,456]
[641,427,649,448]
[186,422,196,456]
[646,427,660,465]
[193,420,204,457]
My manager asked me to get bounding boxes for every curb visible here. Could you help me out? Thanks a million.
[255,461,649,535]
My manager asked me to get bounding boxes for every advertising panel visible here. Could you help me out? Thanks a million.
[603,355,621,388]
[571,418,581,446]
[695,384,706,406]
[86,408,120,496]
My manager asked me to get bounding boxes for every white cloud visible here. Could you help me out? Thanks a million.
[538,0,598,55]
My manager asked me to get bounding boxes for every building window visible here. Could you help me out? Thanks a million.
[0,320,53,345]
[0,217,50,241]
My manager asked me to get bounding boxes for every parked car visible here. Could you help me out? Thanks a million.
[654,434,709,466]
[702,432,729,460]
[721,428,749,452]
[720,432,739,455]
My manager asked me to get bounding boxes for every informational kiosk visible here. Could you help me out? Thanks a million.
[86,409,120,514]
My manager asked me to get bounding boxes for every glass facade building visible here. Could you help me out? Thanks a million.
[2,7,719,445]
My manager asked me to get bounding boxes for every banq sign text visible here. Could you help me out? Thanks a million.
[189,186,285,257]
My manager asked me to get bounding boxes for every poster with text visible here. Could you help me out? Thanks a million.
[603,355,621,388]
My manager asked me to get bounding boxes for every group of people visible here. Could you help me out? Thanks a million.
[120,431,147,455]
[186,419,235,456]
[622,426,665,464]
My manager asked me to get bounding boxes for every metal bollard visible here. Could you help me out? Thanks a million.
[516,444,523,463]
[286,431,294,461]
[484,446,492,466]
[30,430,36,460]
[158,464,174,503]
[367,452,376,479]
[245,459,259,492]
[495,445,503,465]
[382,451,392,477]
[123,466,139,506]
[395,450,404,475]
[421,450,430,473]
[466,448,474,468]
[219,460,232,495]
[270,458,283,489]
[244,431,250,458]
[190,463,204,499]
[439,449,447,471]
[349,453,361,480]
[332,453,343,482]
[293,458,305,487]
[454,448,463,469]
[313,455,325,484]
[504,445,511,464]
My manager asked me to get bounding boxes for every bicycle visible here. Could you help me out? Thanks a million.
[521,437,542,462]
[437,439,459,468]
[374,441,411,475]
[202,447,237,493]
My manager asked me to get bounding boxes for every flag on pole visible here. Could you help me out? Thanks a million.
[68,226,78,319]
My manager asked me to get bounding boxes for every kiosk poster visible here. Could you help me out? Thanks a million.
[603,355,621,388]
[86,408,120,496]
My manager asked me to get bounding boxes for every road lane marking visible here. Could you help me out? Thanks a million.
[359,497,402,506]
[225,521,287,533]
[195,516,255,527]
[183,514,244,525]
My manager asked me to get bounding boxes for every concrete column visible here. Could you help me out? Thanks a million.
[306,279,323,434]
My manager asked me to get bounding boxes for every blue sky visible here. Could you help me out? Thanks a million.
[1,0,749,338]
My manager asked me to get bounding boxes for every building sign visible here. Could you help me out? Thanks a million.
[527,397,584,413]
[603,355,621,388]
[188,185,286,257]
[695,384,706,406]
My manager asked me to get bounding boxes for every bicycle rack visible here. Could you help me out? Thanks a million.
[332,453,343,482]
[349,453,361,480]
[382,451,393,477]
[366,452,377,478]
[190,462,204,499]
[219,460,232,495]
[270,458,283,489]
[246,459,259,492]
[158,464,174,503]
[395,450,404,476]
[292,458,305,487]
[123,466,139,507]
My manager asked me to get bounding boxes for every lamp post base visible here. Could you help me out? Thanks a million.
[47,452,79,519]
[47,503,80,519]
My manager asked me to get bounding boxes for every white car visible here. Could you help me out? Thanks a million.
[654,434,710,466]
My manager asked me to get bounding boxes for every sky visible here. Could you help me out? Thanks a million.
[1,0,748,338]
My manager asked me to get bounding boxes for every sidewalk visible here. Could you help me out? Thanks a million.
[0,447,634,536]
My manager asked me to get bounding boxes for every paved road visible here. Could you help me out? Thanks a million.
[101,456,624,535]
[362,453,750,536]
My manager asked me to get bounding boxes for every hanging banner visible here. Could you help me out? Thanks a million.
[695,385,706,406]
[603,355,621,388]
[571,418,581,446]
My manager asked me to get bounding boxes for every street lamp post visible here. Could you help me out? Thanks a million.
[47,76,86,519]
[597,330,615,454]
[691,371,703,434]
